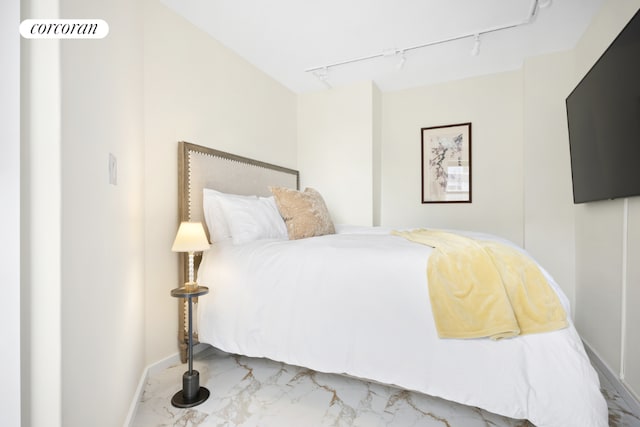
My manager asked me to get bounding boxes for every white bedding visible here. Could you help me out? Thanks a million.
[196,226,608,426]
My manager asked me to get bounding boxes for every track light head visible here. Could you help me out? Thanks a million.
[397,50,406,69]
[313,67,332,89]
[471,34,480,56]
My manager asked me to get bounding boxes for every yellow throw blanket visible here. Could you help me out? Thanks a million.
[393,229,568,340]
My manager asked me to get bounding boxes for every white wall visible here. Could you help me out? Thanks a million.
[570,0,640,399]
[626,198,640,392]
[21,0,62,425]
[575,200,625,367]
[143,0,298,364]
[297,81,377,226]
[1,0,21,425]
[58,0,146,425]
[372,84,382,225]
[381,71,525,245]
[522,51,577,310]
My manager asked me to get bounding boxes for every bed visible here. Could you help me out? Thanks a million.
[176,141,608,427]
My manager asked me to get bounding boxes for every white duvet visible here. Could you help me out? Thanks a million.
[196,226,608,426]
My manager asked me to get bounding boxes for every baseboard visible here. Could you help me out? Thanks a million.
[584,341,640,415]
[122,344,209,427]
[122,364,149,427]
[122,351,180,427]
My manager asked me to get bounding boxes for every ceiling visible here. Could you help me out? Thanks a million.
[160,0,605,93]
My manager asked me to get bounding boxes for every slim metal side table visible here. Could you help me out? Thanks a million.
[170,285,210,408]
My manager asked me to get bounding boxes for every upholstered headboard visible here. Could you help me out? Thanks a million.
[176,141,299,361]
[178,141,299,239]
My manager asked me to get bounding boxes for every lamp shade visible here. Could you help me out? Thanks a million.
[171,222,210,252]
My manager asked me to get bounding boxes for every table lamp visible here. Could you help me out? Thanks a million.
[171,221,210,290]
[170,221,211,407]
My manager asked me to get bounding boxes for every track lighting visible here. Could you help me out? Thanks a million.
[304,0,550,88]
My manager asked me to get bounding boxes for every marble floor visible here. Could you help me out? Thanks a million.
[131,345,640,427]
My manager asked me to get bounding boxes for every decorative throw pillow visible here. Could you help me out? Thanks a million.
[270,187,335,240]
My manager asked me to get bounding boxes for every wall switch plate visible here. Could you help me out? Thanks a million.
[109,153,117,185]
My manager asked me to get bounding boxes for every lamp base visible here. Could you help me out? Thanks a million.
[171,370,210,408]
[171,387,210,408]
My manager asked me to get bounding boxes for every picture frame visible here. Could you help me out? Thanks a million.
[421,122,472,203]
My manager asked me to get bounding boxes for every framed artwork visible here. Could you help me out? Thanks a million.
[421,122,472,203]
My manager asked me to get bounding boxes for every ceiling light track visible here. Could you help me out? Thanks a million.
[306,0,546,86]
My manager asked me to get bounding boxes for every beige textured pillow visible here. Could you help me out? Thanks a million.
[270,187,335,240]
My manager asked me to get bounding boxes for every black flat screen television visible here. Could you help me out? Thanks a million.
[566,8,640,204]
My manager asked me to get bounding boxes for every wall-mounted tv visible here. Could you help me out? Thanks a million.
[566,8,640,204]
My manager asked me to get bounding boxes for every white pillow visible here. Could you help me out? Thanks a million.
[202,188,245,242]
[218,195,288,244]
